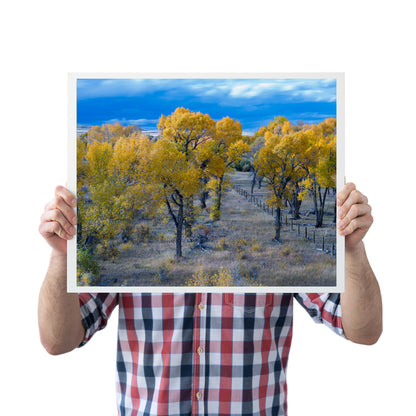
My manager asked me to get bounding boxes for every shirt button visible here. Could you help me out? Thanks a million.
[198,303,204,310]
[196,392,202,400]
[197,346,203,354]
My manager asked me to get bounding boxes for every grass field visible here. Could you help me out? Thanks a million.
[83,171,336,288]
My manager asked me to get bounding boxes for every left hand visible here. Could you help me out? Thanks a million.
[337,182,373,251]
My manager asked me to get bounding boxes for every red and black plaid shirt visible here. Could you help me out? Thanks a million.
[79,292,344,416]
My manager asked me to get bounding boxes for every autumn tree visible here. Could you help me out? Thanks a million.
[78,131,155,257]
[158,108,216,236]
[204,116,249,220]
[149,138,200,257]
[300,119,336,227]
[86,122,141,144]
[254,132,309,242]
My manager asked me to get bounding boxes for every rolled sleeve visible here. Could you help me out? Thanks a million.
[295,293,344,337]
[78,293,119,347]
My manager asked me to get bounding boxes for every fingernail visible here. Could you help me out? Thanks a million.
[71,198,77,206]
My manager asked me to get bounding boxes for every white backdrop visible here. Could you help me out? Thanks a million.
[1,1,414,415]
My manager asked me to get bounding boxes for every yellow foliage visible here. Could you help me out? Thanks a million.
[216,237,229,250]
[120,241,133,251]
[185,267,234,286]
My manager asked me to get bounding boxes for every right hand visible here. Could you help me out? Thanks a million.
[39,185,77,255]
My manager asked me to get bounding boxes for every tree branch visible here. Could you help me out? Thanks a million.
[165,196,178,227]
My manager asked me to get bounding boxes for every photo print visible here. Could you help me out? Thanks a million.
[67,73,345,292]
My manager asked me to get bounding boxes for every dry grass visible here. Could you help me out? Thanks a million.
[90,172,336,287]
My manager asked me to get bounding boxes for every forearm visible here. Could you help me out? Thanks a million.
[38,251,85,355]
[341,242,382,345]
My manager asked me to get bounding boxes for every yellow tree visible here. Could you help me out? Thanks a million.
[81,139,121,255]
[205,117,250,220]
[254,132,308,242]
[158,108,216,236]
[80,131,155,257]
[149,138,200,258]
[86,122,141,144]
[158,107,216,159]
[300,121,336,227]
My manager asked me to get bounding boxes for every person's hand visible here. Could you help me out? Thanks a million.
[39,186,77,256]
[337,182,373,252]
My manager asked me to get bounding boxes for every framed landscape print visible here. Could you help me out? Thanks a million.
[67,73,345,293]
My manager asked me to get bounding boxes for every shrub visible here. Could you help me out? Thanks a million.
[233,158,252,172]
[251,238,261,252]
[154,260,173,284]
[185,267,234,286]
[280,246,293,257]
[234,238,248,251]
[120,241,133,251]
[252,242,261,252]
[96,242,120,260]
[186,268,211,286]
[134,223,152,242]
[216,237,229,250]
[157,233,168,242]
[78,271,97,286]
[77,246,100,277]
[211,268,233,286]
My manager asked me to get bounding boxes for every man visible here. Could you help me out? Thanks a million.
[38,183,382,416]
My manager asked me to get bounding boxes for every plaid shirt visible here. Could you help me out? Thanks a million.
[79,293,344,416]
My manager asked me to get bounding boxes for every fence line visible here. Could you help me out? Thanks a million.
[232,184,336,257]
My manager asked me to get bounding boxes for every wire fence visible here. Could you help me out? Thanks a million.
[232,184,336,257]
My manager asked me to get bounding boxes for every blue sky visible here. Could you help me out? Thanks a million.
[77,77,337,134]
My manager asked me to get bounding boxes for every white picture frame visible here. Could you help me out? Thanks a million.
[67,72,345,293]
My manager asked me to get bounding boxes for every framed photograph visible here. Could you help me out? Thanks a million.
[67,73,344,293]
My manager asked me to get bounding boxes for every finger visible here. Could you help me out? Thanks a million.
[44,194,77,226]
[55,185,77,208]
[41,209,76,236]
[338,189,368,219]
[337,203,372,230]
[39,219,74,240]
[337,182,356,207]
[55,195,77,225]
[338,213,373,237]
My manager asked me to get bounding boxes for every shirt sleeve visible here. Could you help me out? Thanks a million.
[78,293,119,347]
[294,293,345,337]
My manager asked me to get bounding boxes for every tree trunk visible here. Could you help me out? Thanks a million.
[258,176,264,189]
[184,196,194,238]
[251,170,257,194]
[289,194,302,219]
[176,197,184,258]
[199,176,209,209]
[200,190,209,209]
[274,207,281,242]
[210,176,224,221]
[315,186,328,228]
